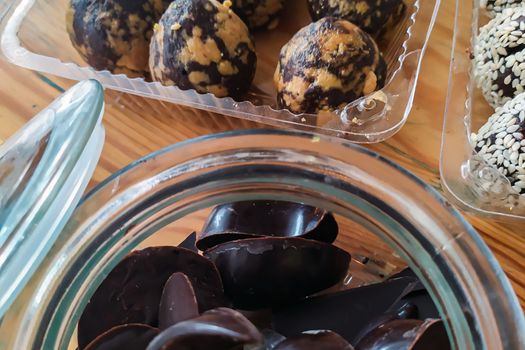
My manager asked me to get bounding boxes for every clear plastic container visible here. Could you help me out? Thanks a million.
[441,0,525,221]
[0,0,439,142]
[1,81,524,349]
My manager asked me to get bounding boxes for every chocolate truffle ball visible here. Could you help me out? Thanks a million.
[230,0,285,30]
[474,6,525,108]
[471,92,525,194]
[307,0,406,37]
[149,0,257,99]
[274,17,386,114]
[481,0,524,17]
[66,0,170,77]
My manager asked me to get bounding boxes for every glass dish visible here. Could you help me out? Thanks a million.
[0,80,523,349]
[0,0,439,142]
[441,0,525,221]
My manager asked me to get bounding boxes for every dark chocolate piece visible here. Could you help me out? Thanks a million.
[355,319,451,350]
[197,200,338,251]
[272,277,419,343]
[84,323,159,350]
[149,0,257,99]
[352,300,417,345]
[307,0,406,38]
[66,0,170,77]
[388,267,417,280]
[158,272,200,330]
[387,268,440,319]
[177,232,198,252]
[274,330,355,350]
[274,17,386,114]
[146,307,263,350]
[205,237,351,309]
[78,246,226,348]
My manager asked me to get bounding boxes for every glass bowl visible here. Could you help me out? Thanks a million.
[0,129,523,349]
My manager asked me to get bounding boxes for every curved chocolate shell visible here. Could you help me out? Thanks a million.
[146,307,263,350]
[204,237,350,309]
[274,330,355,350]
[272,277,421,343]
[158,272,200,330]
[355,319,451,350]
[78,246,226,348]
[84,323,159,350]
[197,201,338,251]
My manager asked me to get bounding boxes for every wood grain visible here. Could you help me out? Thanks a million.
[1,0,524,311]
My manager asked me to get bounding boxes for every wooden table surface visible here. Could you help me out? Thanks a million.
[1,0,524,310]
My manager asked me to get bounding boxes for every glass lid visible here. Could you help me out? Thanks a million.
[0,80,105,317]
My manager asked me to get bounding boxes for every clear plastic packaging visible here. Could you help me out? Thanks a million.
[0,0,439,142]
[441,0,525,221]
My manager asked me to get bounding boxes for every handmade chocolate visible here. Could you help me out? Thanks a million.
[307,0,406,38]
[231,0,285,30]
[471,92,525,195]
[197,200,338,251]
[158,273,200,330]
[355,319,450,350]
[274,17,386,114]
[78,246,226,348]
[272,277,420,343]
[84,324,159,350]
[149,0,257,99]
[474,6,525,108]
[481,0,524,17]
[205,237,351,309]
[146,307,263,350]
[274,330,355,350]
[66,0,170,77]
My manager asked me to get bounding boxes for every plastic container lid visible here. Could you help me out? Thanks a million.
[0,80,105,317]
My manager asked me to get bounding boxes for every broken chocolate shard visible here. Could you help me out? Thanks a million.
[387,268,439,319]
[146,307,263,350]
[355,319,451,350]
[205,237,350,309]
[197,201,338,251]
[78,246,226,348]
[177,232,197,252]
[158,272,199,330]
[274,330,355,350]
[388,268,425,292]
[272,277,419,344]
[84,323,159,350]
[352,300,418,345]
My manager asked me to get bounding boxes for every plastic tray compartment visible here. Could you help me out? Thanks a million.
[441,0,525,221]
[1,0,439,142]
